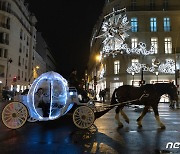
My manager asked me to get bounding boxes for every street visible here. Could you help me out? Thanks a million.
[0,102,180,154]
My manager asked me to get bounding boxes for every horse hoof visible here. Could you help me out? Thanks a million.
[138,125,142,128]
[125,119,129,124]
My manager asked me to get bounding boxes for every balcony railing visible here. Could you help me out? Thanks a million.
[0,5,32,35]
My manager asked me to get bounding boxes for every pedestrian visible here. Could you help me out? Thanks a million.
[68,68,79,89]
[101,89,106,102]
[99,89,102,102]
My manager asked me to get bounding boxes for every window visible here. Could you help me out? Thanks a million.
[19,43,22,53]
[132,59,139,66]
[151,37,158,54]
[164,17,170,32]
[114,60,120,74]
[131,18,138,32]
[0,48,2,57]
[131,38,138,48]
[26,49,28,57]
[20,29,23,39]
[131,0,136,10]
[164,37,172,53]
[4,49,7,58]
[150,18,157,32]
[0,65,4,77]
[18,56,21,66]
[150,0,155,10]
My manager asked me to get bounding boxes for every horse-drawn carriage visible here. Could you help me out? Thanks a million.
[1,71,178,130]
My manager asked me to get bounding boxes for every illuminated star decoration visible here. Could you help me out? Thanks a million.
[96,8,155,57]
[158,59,175,74]
[96,8,131,56]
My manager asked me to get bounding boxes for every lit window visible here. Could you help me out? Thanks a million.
[131,17,138,32]
[131,38,138,48]
[150,17,157,32]
[164,17,170,32]
[114,60,120,74]
[132,59,139,66]
[151,37,158,54]
[164,37,172,53]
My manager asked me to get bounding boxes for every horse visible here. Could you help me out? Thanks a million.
[111,82,178,129]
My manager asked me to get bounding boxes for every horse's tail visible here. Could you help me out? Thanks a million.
[111,88,118,105]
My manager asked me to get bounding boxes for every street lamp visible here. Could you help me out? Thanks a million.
[155,72,159,83]
[132,72,135,86]
[5,58,12,88]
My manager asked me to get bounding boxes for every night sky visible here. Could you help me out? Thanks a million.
[28,0,105,79]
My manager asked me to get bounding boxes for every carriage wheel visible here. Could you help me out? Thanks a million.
[73,106,95,129]
[2,102,28,129]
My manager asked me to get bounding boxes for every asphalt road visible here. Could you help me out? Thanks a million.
[0,101,180,154]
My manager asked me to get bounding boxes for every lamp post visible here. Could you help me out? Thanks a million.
[29,66,40,84]
[132,72,135,86]
[155,72,159,83]
[5,58,12,88]
[94,54,101,100]
[174,31,179,86]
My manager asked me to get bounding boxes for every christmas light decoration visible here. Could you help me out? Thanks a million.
[158,59,175,74]
[96,8,155,57]
[127,62,155,74]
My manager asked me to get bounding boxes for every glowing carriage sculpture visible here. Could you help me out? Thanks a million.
[2,72,96,129]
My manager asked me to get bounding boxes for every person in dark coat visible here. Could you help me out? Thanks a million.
[68,69,89,103]
[68,69,79,88]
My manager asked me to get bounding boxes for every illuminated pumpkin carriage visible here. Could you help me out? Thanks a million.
[2,71,97,129]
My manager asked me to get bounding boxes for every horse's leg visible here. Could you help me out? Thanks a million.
[137,106,150,127]
[120,110,129,123]
[115,107,123,128]
[152,105,165,129]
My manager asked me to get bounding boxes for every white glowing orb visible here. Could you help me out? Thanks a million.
[27,71,71,121]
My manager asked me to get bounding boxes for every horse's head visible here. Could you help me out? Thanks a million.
[166,82,178,102]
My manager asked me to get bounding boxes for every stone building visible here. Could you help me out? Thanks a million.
[88,0,180,100]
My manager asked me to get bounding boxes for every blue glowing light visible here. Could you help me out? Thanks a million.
[27,71,73,121]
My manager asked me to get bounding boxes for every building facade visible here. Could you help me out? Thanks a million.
[88,0,180,100]
[0,0,56,94]
[36,32,56,72]
[0,0,38,92]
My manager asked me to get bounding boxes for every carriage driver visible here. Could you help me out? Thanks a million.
[68,68,89,103]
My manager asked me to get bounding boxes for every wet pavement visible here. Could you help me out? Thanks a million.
[0,101,180,154]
